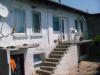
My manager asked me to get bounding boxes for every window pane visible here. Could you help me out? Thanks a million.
[80,21,83,32]
[13,8,26,33]
[32,12,41,33]
[34,54,42,62]
[53,16,60,31]
[75,20,78,31]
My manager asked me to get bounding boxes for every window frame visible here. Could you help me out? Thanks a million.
[53,16,60,31]
[32,11,41,33]
[12,7,27,35]
[33,53,45,68]
[75,20,79,31]
[79,20,83,33]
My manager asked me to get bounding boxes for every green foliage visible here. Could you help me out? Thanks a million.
[92,35,100,45]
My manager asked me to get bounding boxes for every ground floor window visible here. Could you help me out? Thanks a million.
[33,53,45,68]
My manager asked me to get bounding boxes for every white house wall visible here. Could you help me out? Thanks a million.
[0,0,87,47]
[0,0,89,75]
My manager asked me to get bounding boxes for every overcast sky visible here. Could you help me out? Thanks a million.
[60,0,100,14]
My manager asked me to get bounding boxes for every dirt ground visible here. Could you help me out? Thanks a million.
[78,57,100,75]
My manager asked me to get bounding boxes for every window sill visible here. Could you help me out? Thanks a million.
[13,33,28,39]
[34,61,42,65]
[53,31,60,32]
[34,61,42,68]
[30,33,43,39]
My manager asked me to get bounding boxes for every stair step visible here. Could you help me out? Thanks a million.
[45,59,60,63]
[59,43,70,45]
[45,58,60,62]
[44,61,59,64]
[56,45,68,48]
[36,69,52,75]
[60,41,69,43]
[54,48,67,51]
[40,66,56,71]
[49,54,63,58]
[43,61,58,67]
[51,51,66,55]
[36,41,70,75]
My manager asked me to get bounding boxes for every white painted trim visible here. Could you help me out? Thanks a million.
[13,33,28,38]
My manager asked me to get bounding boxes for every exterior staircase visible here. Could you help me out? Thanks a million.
[36,42,70,75]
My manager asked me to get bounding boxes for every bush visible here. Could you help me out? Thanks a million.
[92,35,100,45]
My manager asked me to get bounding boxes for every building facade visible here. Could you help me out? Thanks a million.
[0,0,89,75]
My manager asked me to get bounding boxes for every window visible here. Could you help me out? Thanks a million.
[75,20,79,31]
[79,21,83,33]
[53,16,60,31]
[34,54,42,62]
[33,53,44,68]
[32,12,41,33]
[13,8,26,33]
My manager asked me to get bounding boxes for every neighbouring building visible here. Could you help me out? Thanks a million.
[0,0,96,75]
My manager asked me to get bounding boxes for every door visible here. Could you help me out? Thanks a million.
[11,54,25,75]
[0,50,9,75]
[60,17,69,41]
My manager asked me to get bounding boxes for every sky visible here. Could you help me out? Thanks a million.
[57,0,100,14]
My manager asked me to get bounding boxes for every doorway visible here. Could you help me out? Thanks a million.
[11,54,25,75]
[60,17,69,41]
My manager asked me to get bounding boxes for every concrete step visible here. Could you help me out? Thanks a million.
[42,61,58,67]
[36,69,52,75]
[36,41,70,75]
[40,66,56,71]
[49,54,63,58]
[51,51,66,55]
[45,58,60,62]
[54,48,67,51]
[56,45,68,48]
[59,43,69,45]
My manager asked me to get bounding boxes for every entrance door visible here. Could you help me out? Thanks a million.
[60,17,68,41]
[11,54,25,75]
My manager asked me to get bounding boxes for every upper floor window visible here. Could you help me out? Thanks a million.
[75,20,79,31]
[79,20,83,33]
[13,8,26,33]
[32,12,41,33]
[53,16,60,31]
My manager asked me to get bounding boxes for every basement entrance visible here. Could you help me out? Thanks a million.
[11,54,25,75]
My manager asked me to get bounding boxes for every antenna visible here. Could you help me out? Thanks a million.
[0,3,9,18]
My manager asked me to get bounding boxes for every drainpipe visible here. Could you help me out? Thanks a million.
[47,6,50,44]
[82,16,88,39]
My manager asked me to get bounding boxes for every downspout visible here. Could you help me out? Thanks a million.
[82,16,88,39]
[47,5,50,44]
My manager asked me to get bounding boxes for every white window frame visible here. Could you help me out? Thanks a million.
[53,16,60,32]
[32,11,41,34]
[12,2,27,38]
[33,53,45,68]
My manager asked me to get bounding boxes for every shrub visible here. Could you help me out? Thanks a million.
[92,35,100,45]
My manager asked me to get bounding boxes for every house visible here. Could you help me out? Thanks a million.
[0,0,93,75]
